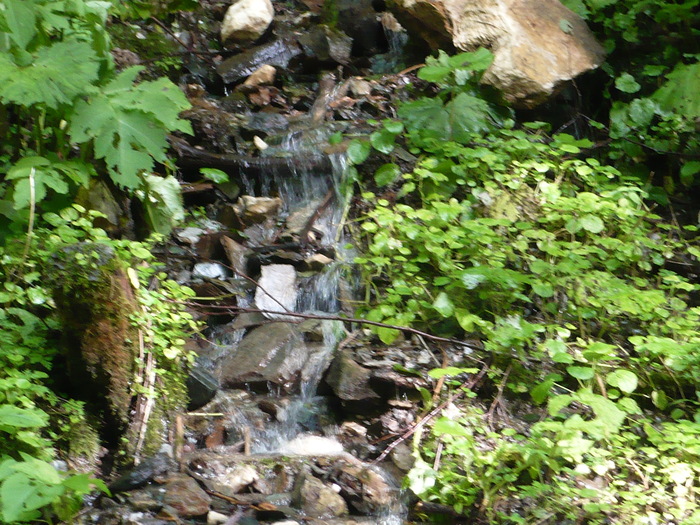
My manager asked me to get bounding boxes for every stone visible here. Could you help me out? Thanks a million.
[207,511,230,524]
[109,452,177,493]
[298,26,353,65]
[218,323,308,393]
[221,236,249,277]
[303,253,334,272]
[388,0,606,107]
[332,462,395,515]
[223,464,259,493]
[254,264,298,319]
[325,351,380,407]
[193,262,231,280]
[244,112,290,134]
[163,474,212,517]
[175,227,204,245]
[186,364,219,410]
[293,474,348,518]
[217,39,302,84]
[243,64,277,86]
[234,195,283,223]
[221,0,274,44]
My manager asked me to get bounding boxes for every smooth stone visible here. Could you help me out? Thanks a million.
[221,0,274,43]
[243,64,277,86]
[193,262,231,280]
[254,264,298,319]
[293,474,348,518]
[163,474,212,516]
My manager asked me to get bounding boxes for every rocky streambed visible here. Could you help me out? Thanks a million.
[75,0,607,522]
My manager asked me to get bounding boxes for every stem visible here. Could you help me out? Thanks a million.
[21,168,37,268]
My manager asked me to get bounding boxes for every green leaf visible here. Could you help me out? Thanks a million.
[374,163,401,187]
[606,369,638,393]
[680,161,700,186]
[446,92,498,140]
[0,40,99,109]
[142,175,184,235]
[370,129,396,154]
[531,374,562,404]
[579,214,604,233]
[566,366,595,380]
[428,367,479,379]
[2,0,37,49]
[432,292,454,318]
[433,418,471,437]
[532,282,554,298]
[615,73,641,94]
[0,405,47,428]
[418,65,453,83]
[69,68,191,189]
[376,325,400,344]
[628,98,658,127]
[200,168,229,184]
[346,140,371,164]
[652,62,700,119]
[448,48,494,72]
[1,472,36,523]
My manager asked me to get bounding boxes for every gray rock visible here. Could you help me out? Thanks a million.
[244,113,290,134]
[163,474,212,517]
[221,236,249,277]
[109,453,177,492]
[298,26,353,65]
[193,262,231,280]
[293,474,348,518]
[254,264,298,320]
[325,351,380,406]
[218,323,308,393]
[234,195,283,223]
[187,364,220,410]
[221,0,274,43]
[217,39,302,84]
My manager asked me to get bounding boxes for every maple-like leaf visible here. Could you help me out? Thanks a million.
[69,67,192,189]
[0,39,99,109]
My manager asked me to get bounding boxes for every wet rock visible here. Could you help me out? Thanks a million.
[388,0,605,107]
[234,195,283,223]
[285,201,322,235]
[217,39,302,84]
[332,461,396,515]
[221,0,274,44]
[187,364,220,410]
[254,264,298,319]
[193,262,231,280]
[244,64,277,86]
[303,253,334,271]
[293,473,348,518]
[231,311,267,330]
[175,226,205,245]
[109,452,177,492]
[244,112,290,135]
[223,464,260,493]
[299,26,353,65]
[218,323,308,392]
[221,235,249,276]
[335,0,387,57]
[127,488,161,511]
[163,474,211,517]
[325,351,381,409]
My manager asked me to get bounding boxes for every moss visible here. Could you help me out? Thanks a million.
[108,22,183,80]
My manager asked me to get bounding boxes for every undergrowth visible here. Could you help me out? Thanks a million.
[351,42,700,525]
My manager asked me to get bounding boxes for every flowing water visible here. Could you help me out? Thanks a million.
[216,128,407,523]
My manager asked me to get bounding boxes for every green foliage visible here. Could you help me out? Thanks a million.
[353,53,700,523]
[0,0,192,230]
[0,205,198,521]
[560,0,700,190]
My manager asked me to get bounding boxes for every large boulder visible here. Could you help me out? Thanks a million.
[388,0,605,107]
[221,0,274,44]
[218,323,308,393]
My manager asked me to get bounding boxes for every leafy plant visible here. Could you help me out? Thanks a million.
[352,51,700,523]
[0,0,192,230]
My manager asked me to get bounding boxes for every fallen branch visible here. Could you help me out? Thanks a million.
[371,364,489,465]
[186,301,485,352]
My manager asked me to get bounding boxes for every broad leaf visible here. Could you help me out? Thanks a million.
[0,39,99,109]
[1,0,37,49]
[0,405,46,428]
[374,163,401,187]
[652,62,700,119]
